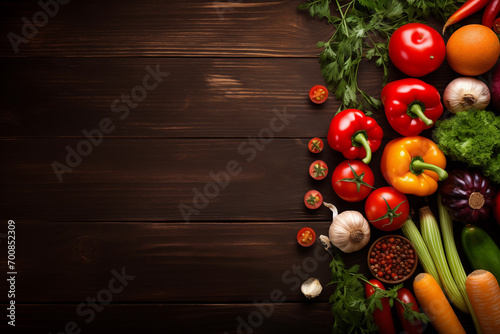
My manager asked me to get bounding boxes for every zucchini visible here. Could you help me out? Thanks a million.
[462,225,500,283]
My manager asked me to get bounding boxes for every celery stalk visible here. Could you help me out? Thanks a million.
[438,197,481,333]
[420,206,468,313]
[401,218,442,288]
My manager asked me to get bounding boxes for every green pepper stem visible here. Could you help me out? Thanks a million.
[411,159,448,181]
[410,103,433,127]
[353,132,372,164]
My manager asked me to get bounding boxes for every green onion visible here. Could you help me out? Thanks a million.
[438,197,481,333]
[420,206,468,313]
[401,217,442,288]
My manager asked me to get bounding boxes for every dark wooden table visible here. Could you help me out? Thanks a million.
[1,1,498,333]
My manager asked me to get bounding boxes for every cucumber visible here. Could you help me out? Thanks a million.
[461,225,500,283]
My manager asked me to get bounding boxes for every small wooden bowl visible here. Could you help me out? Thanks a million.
[367,235,418,284]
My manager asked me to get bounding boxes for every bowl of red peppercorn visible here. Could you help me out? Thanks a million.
[367,235,418,284]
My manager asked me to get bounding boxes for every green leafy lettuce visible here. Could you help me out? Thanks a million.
[434,110,500,184]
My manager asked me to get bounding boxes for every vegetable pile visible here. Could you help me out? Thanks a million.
[299,0,466,111]
[297,1,500,333]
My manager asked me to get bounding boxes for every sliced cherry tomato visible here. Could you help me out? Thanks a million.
[365,187,410,231]
[309,160,328,180]
[395,288,423,334]
[365,279,396,334]
[308,137,324,153]
[495,18,500,34]
[304,190,323,209]
[389,23,445,77]
[332,160,374,202]
[495,192,500,225]
[297,227,316,247]
[309,85,328,104]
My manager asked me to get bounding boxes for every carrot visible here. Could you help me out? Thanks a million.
[466,270,500,334]
[413,273,466,334]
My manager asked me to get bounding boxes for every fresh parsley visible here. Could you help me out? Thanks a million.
[327,247,429,333]
[299,0,465,113]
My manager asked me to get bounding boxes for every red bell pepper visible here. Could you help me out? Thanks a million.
[381,78,443,137]
[327,109,383,164]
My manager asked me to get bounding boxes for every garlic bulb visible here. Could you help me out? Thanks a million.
[443,77,490,113]
[301,278,322,299]
[324,202,370,253]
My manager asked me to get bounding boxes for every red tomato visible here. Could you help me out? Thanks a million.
[389,23,445,77]
[495,192,500,225]
[309,160,328,180]
[365,279,396,334]
[297,227,316,247]
[304,190,323,209]
[365,187,410,231]
[395,288,423,334]
[308,137,324,153]
[494,18,500,34]
[332,160,374,202]
[309,85,328,104]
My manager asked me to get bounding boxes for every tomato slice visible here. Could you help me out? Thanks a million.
[309,85,328,104]
[309,160,328,180]
[297,227,316,247]
[494,18,500,34]
[308,137,324,153]
[304,190,323,209]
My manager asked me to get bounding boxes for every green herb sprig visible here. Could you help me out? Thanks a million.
[299,0,465,113]
[326,246,429,333]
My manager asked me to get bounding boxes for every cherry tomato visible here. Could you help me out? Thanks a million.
[308,137,324,153]
[389,23,445,77]
[297,227,316,247]
[309,160,328,180]
[332,160,374,202]
[304,190,323,209]
[365,187,410,231]
[495,192,500,225]
[365,280,396,334]
[309,85,328,104]
[494,18,500,34]
[395,288,423,334]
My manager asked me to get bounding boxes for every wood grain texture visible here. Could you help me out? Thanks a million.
[3,303,333,333]
[0,58,461,138]
[0,0,332,57]
[0,138,437,222]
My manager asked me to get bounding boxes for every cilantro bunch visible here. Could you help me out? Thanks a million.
[299,0,465,113]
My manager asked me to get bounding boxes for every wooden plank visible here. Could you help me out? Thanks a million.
[0,0,332,57]
[0,58,459,138]
[0,138,437,222]
[4,221,342,303]
[3,303,333,333]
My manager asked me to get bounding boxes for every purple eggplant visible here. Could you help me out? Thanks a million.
[439,169,496,224]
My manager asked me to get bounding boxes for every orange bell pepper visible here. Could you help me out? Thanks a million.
[381,136,448,197]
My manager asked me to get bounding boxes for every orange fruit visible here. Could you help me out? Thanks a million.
[446,24,500,76]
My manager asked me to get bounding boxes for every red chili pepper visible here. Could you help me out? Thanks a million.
[327,109,383,164]
[395,288,423,334]
[381,78,443,136]
[365,279,396,334]
[443,0,490,34]
[483,0,500,29]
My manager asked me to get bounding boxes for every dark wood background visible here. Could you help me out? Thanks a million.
[0,1,498,333]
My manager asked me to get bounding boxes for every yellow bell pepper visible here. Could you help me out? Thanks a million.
[381,136,448,196]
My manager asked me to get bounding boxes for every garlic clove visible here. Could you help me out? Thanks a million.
[301,278,323,299]
[319,235,332,251]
